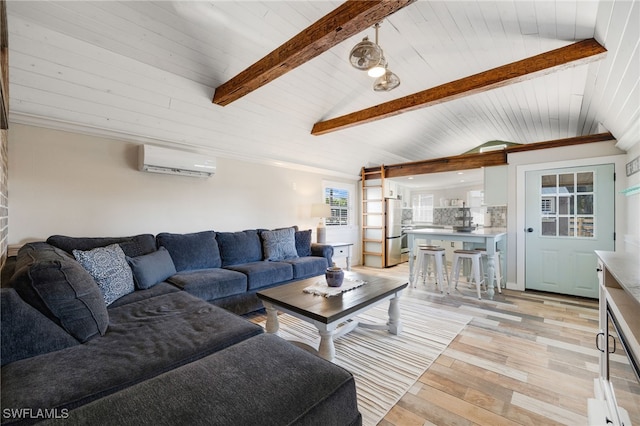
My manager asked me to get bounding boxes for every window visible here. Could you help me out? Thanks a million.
[324,186,350,226]
[411,193,434,222]
[540,171,595,238]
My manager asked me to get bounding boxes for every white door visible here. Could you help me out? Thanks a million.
[525,164,615,298]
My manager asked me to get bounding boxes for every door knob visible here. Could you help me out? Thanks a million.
[526,227,534,233]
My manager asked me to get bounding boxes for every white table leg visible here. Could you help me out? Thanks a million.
[387,293,403,335]
[408,234,415,283]
[316,323,337,361]
[263,302,280,334]
[486,254,496,299]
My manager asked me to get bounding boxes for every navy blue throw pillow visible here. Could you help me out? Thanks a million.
[295,229,312,257]
[127,247,177,290]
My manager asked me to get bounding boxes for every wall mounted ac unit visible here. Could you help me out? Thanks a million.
[138,145,216,178]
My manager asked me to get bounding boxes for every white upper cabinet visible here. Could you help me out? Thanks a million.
[484,166,508,206]
[384,180,398,199]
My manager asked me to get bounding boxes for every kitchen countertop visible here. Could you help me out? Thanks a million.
[595,250,640,305]
[405,227,507,236]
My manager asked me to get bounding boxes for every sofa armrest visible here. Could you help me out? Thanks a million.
[311,243,333,266]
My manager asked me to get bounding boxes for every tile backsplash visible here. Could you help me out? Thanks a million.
[486,205,508,227]
[433,205,507,227]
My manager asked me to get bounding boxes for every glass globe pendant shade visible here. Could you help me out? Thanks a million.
[348,37,383,71]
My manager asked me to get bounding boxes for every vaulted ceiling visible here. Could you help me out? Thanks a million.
[6,1,639,179]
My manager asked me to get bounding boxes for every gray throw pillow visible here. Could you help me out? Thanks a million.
[126,247,177,290]
[73,244,135,306]
[262,228,299,261]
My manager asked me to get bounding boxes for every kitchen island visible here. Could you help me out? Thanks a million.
[405,227,507,298]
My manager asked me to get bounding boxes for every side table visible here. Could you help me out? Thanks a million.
[328,242,353,270]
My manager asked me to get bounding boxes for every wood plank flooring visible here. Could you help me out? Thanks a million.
[250,263,640,425]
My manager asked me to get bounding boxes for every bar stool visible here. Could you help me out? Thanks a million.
[450,249,483,299]
[476,248,502,294]
[413,245,449,293]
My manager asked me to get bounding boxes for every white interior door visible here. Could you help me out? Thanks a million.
[525,164,615,298]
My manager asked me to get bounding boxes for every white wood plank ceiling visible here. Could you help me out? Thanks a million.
[6,1,639,178]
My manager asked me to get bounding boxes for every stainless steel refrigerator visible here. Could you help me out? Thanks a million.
[385,198,403,267]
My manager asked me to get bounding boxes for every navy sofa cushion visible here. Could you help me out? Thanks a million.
[1,288,79,366]
[295,229,313,257]
[168,268,247,301]
[56,334,361,426]
[0,292,263,413]
[282,256,328,279]
[156,231,221,271]
[224,261,293,290]
[9,242,109,343]
[108,283,180,309]
[47,234,157,258]
[126,247,177,290]
[217,230,263,266]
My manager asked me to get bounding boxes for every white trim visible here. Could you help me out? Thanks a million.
[515,154,627,291]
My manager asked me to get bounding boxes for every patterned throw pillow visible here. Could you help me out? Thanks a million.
[261,228,299,261]
[73,244,135,306]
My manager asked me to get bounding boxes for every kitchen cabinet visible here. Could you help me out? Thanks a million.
[384,180,398,199]
[484,165,508,205]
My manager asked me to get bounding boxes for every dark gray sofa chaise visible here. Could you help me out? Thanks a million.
[1,229,360,425]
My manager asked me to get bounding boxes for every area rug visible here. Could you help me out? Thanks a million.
[258,296,471,426]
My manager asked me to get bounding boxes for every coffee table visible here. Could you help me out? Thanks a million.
[257,272,408,361]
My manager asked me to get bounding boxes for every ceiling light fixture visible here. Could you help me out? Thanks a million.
[348,22,400,91]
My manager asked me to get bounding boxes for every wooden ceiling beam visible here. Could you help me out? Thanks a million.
[312,38,607,135]
[361,132,615,180]
[212,0,415,106]
[504,132,614,153]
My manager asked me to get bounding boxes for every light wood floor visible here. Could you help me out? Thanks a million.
[251,263,640,425]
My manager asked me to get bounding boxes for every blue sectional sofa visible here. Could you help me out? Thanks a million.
[0,228,360,425]
[45,227,333,315]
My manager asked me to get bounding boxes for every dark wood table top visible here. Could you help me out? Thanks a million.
[257,271,408,324]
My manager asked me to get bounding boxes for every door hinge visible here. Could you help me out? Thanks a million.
[613,232,616,241]
[613,172,616,182]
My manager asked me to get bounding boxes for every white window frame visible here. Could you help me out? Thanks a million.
[411,192,434,223]
[322,181,354,227]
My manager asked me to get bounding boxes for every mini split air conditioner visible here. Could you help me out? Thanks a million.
[138,145,216,178]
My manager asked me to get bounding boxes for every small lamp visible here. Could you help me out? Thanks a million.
[311,203,331,244]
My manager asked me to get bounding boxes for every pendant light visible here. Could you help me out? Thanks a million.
[348,22,401,91]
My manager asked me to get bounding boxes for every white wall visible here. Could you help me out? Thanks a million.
[7,124,360,260]
[623,142,640,251]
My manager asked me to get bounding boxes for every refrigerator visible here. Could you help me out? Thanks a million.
[385,198,403,267]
